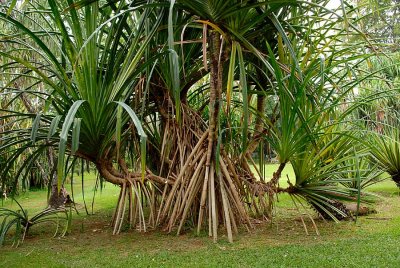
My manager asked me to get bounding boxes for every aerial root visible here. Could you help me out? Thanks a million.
[105,107,280,240]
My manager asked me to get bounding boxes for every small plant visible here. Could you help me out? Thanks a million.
[288,132,375,221]
[340,157,385,190]
[0,199,69,247]
[369,129,400,187]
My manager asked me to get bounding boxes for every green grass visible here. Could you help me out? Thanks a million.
[1,164,400,267]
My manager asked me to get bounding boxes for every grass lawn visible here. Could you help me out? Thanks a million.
[1,164,400,267]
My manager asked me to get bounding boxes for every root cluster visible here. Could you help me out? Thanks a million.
[97,107,278,242]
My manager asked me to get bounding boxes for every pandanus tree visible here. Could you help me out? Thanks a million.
[0,0,167,232]
[0,0,382,242]
[152,0,297,240]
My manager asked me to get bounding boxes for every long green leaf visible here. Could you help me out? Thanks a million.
[57,100,86,190]
[115,101,147,180]
[47,115,62,140]
[71,118,82,155]
[30,114,41,143]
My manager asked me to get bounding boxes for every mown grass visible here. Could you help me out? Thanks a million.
[1,164,400,267]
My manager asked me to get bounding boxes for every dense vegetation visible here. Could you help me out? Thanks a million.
[1,0,399,248]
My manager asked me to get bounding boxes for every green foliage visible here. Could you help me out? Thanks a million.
[0,199,69,247]
[0,0,162,189]
[357,0,400,49]
[369,128,400,186]
[288,131,366,220]
[340,156,385,190]
[1,0,399,236]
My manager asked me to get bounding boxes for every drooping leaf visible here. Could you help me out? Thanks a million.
[47,115,61,140]
[71,118,82,155]
[57,100,86,190]
[30,114,41,143]
[115,101,147,180]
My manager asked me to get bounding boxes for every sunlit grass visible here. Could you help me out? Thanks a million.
[1,164,400,267]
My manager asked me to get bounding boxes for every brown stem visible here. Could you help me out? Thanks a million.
[245,94,265,157]
[205,31,222,167]
[198,31,223,236]
[97,157,174,187]
[96,160,126,185]
[269,162,286,187]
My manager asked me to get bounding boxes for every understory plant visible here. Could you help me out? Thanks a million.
[0,199,69,247]
[369,128,400,187]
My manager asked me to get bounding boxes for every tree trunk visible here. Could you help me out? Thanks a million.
[18,90,68,207]
[199,31,223,242]
[245,94,266,157]
[47,147,69,208]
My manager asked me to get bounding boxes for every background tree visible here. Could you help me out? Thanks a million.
[0,0,389,242]
[356,0,399,51]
